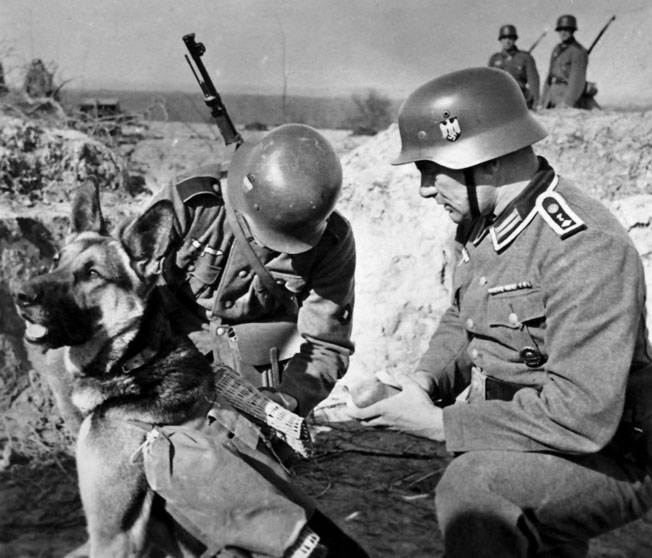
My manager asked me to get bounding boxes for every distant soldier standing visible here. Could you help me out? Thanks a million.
[488,24,540,109]
[0,61,8,95]
[541,15,597,109]
[23,59,55,98]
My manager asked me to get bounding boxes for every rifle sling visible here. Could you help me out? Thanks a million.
[223,192,298,316]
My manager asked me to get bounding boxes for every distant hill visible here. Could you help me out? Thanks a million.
[60,88,404,130]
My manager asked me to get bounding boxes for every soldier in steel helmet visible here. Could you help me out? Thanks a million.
[488,24,540,109]
[146,123,355,418]
[349,67,652,557]
[45,124,356,433]
[541,15,597,109]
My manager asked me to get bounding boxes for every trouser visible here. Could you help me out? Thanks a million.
[435,449,652,558]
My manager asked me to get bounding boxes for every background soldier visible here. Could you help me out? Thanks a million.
[541,15,596,109]
[23,58,54,98]
[488,24,540,109]
[0,60,8,95]
[350,67,652,557]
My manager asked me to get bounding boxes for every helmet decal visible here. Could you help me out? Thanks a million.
[439,115,461,142]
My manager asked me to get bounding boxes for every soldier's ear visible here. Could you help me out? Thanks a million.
[71,178,107,235]
[473,158,501,187]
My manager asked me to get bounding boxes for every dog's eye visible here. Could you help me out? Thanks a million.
[88,269,101,279]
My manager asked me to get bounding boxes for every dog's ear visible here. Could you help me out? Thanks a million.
[71,179,107,235]
[120,201,176,277]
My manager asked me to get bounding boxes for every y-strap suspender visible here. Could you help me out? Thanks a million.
[222,191,298,316]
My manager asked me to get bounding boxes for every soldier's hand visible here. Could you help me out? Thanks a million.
[347,371,445,442]
[261,389,298,412]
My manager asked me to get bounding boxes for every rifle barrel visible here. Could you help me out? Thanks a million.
[588,15,616,55]
[183,34,242,147]
[528,29,548,54]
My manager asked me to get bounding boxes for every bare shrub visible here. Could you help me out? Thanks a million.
[350,89,393,136]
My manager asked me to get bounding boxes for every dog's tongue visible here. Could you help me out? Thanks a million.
[25,322,48,341]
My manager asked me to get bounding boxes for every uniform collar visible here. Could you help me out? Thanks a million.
[473,157,557,251]
[557,37,578,51]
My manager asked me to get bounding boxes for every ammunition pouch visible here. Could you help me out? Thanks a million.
[211,320,303,389]
[485,375,526,401]
[231,320,302,367]
[466,367,531,403]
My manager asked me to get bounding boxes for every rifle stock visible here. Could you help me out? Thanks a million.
[183,33,243,147]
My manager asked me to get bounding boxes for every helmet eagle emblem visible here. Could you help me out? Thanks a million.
[439,115,461,142]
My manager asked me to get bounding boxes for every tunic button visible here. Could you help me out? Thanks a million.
[223,300,233,309]
[465,318,474,330]
[238,269,249,278]
[479,276,487,286]
[188,264,195,272]
[216,327,226,336]
[508,313,519,326]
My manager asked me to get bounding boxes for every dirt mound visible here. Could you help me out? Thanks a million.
[0,115,129,213]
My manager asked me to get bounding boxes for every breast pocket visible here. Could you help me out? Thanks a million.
[187,257,222,297]
[487,289,546,350]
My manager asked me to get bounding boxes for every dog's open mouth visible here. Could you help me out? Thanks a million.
[23,319,50,343]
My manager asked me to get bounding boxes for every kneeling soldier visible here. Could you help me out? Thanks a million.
[350,67,652,557]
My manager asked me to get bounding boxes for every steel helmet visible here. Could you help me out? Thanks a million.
[392,67,548,169]
[556,15,578,31]
[226,123,342,254]
[499,24,518,39]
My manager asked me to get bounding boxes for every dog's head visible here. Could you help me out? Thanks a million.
[14,180,175,349]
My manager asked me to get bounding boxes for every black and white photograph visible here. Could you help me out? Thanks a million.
[1,1,651,557]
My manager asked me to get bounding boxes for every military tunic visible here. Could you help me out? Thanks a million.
[153,164,356,416]
[417,158,652,456]
[541,38,589,108]
[488,48,540,108]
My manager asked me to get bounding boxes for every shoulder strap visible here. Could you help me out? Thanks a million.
[535,190,586,239]
[222,190,298,315]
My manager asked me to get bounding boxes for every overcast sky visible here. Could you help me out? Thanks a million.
[1,0,650,105]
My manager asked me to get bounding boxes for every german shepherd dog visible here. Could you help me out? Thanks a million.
[13,182,369,558]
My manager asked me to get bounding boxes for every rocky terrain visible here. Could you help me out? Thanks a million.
[1,106,652,557]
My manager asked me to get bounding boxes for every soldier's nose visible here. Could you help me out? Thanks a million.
[419,182,438,199]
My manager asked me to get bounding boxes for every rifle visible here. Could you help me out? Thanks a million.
[527,29,548,54]
[183,33,243,147]
[588,15,616,55]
